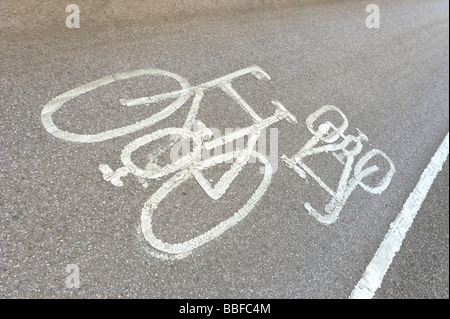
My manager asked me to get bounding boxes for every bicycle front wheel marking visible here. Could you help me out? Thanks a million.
[140,151,273,259]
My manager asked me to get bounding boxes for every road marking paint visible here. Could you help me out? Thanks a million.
[282,105,395,225]
[42,65,396,259]
[140,151,273,258]
[41,69,191,143]
[349,132,449,299]
[80,66,293,258]
[118,105,294,258]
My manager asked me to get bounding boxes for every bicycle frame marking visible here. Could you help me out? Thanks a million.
[100,101,295,188]
[282,105,396,225]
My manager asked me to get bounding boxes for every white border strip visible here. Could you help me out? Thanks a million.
[350,133,449,299]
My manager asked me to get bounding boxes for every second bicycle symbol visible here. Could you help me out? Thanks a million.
[41,65,395,260]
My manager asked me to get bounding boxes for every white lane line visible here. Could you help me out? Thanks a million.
[350,132,449,299]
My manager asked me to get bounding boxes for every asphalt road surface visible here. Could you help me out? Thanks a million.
[1,0,448,299]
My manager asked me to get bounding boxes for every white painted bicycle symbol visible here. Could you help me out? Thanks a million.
[41,66,395,259]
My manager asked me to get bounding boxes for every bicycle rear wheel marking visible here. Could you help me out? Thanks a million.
[41,69,190,143]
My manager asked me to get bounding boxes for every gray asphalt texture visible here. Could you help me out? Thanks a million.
[1,0,448,298]
[375,160,449,299]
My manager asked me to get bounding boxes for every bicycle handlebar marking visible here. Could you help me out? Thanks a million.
[282,105,396,225]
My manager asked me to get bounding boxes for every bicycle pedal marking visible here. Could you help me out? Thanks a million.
[282,105,395,225]
[41,66,395,258]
